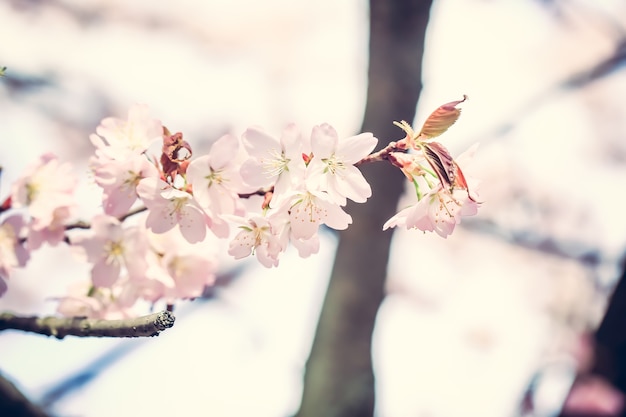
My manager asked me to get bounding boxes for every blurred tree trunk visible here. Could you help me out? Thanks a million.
[295,1,434,416]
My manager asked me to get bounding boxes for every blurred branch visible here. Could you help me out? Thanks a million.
[475,36,626,144]
[462,217,602,266]
[0,371,50,417]
[0,310,175,339]
[564,39,626,89]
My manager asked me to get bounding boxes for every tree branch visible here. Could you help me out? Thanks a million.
[0,310,175,339]
[355,139,408,167]
[64,205,148,231]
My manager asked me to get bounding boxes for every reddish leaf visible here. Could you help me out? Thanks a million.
[422,141,456,189]
[418,95,467,139]
[422,141,477,202]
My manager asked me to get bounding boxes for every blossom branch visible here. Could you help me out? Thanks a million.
[0,310,175,339]
[0,98,481,312]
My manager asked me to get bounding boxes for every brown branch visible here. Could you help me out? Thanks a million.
[355,139,408,166]
[0,310,175,339]
[237,187,273,199]
[0,372,50,417]
[64,206,148,231]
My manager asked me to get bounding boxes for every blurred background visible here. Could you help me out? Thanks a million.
[2,0,626,416]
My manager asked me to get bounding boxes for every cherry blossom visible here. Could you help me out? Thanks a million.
[27,206,71,250]
[70,215,149,287]
[56,279,139,319]
[91,153,159,216]
[147,252,216,302]
[186,134,248,218]
[240,124,306,196]
[228,214,284,267]
[10,153,77,229]
[89,103,163,160]
[136,177,219,242]
[306,123,377,205]
[284,188,352,240]
[142,227,218,303]
[383,185,478,237]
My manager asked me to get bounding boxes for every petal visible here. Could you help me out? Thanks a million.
[323,203,352,230]
[208,216,230,239]
[405,200,433,231]
[91,258,121,287]
[240,159,274,188]
[291,234,320,258]
[290,204,320,240]
[228,230,254,259]
[178,207,208,243]
[280,123,304,157]
[145,207,177,234]
[186,155,210,183]
[136,177,163,207]
[310,124,338,158]
[338,133,378,164]
[242,127,279,157]
[335,165,372,203]
[256,245,279,268]
[209,134,239,170]
[382,207,411,230]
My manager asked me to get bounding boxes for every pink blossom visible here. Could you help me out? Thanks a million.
[148,252,216,302]
[383,186,478,238]
[11,153,77,228]
[70,215,149,287]
[228,215,284,267]
[27,206,71,250]
[383,142,481,237]
[91,154,159,216]
[240,124,306,196]
[306,123,377,205]
[56,279,138,319]
[0,215,29,296]
[141,227,218,302]
[136,177,218,242]
[186,134,247,218]
[289,232,320,258]
[286,189,352,240]
[90,103,163,160]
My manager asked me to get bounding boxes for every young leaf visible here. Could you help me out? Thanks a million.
[418,95,467,139]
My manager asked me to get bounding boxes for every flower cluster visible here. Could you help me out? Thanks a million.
[382,96,481,237]
[0,97,481,317]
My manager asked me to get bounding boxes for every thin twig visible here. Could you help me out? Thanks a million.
[355,140,408,166]
[0,310,175,339]
[64,206,148,231]
[238,187,273,199]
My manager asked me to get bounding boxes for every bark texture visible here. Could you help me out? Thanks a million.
[296,1,434,416]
